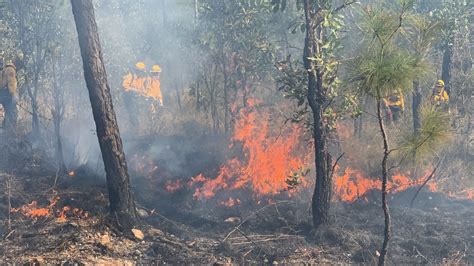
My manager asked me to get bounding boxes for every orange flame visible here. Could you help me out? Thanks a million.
[11,201,52,218]
[193,99,311,198]
[11,196,89,222]
[11,196,60,219]
[186,99,474,204]
[165,180,182,192]
[220,197,241,207]
[333,167,439,202]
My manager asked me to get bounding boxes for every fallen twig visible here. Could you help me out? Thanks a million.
[414,246,431,264]
[235,227,266,254]
[3,229,15,240]
[223,200,290,242]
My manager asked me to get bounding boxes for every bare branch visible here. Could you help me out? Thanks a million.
[410,157,444,208]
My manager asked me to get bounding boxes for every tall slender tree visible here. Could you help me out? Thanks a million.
[71,0,137,230]
[349,2,426,264]
[273,0,355,229]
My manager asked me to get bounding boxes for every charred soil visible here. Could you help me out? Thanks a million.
[0,138,473,264]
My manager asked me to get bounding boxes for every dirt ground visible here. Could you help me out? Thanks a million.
[0,138,473,264]
[1,176,472,264]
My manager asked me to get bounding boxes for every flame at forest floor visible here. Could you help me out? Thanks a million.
[188,98,473,204]
[192,98,311,199]
[11,196,90,223]
[123,96,473,207]
[333,167,438,202]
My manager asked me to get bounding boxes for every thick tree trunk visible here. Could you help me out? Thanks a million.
[71,0,137,229]
[303,0,332,229]
[412,80,422,136]
[376,96,391,266]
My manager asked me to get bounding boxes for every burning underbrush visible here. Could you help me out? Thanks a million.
[1,95,472,263]
[10,195,90,223]
[127,97,472,214]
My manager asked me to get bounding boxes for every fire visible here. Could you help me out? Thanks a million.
[333,167,438,202]
[57,206,89,223]
[220,197,241,207]
[11,201,52,219]
[11,196,60,219]
[182,98,472,205]
[164,180,182,192]
[11,196,89,222]
[68,171,75,177]
[467,190,474,199]
[193,98,311,198]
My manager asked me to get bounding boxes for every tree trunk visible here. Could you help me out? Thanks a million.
[28,75,41,138]
[31,100,40,137]
[71,0,137,229]
[376,96,391,266]
[412,80,422,136]
[175,82,182,113]
[52,61,65,172]
[223,64,229,134]
[356,97,367,138]
[195,79,201,111]
[441,40,453,94]
[303,0,332,229]
[161,0,168,27]
[194,0,199,20]
[53,111,65,171]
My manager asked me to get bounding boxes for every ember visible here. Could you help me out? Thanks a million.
[220,197,241,207]
[165,180,183,192]
[11,196,89,222]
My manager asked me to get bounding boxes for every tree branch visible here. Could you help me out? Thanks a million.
[410,157,443,208]
[334,0,358,13]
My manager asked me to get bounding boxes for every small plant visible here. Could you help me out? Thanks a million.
[285,167,310,191]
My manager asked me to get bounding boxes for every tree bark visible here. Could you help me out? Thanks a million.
[71,0,137,229]
[194,0,199,20]
[303,0,332,229]
[441,40,453,94]
[52,60,65,172]
[222,59,229,134]
[412,80,422,136]
[376,95,391,266]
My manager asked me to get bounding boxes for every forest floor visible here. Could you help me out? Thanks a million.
[0,137,473,264]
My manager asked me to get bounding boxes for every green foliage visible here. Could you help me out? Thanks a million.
[196,0,276,86]
[350,49,426,98]
[404,15,441,56]
[276,57,307,105]
[430,0,472,47]
[348,0,432,99]
[340,94,362,119]
[398,104,451,161]
[285,167,310,191]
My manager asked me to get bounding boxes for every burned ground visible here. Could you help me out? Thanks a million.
[0,136,472,264]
